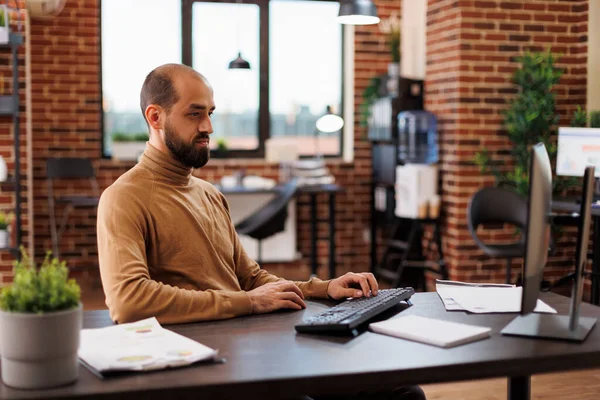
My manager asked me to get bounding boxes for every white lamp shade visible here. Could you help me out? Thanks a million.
[316,114,344,133]
[335,15,380,25]
[337,0,380,25]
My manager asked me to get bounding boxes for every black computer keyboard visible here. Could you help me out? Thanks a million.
[295,287,414,335]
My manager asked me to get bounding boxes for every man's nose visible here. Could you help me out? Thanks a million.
[200,118,213,135]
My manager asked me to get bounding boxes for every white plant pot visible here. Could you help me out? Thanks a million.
[0,27,8,45]
[0,304,82,389]
[0,230,8,248]
[0,155,7,182]
[111,141,146,161]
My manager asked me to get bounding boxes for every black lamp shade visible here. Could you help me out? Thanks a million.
[337,0,379,25]
[228,52,251,69]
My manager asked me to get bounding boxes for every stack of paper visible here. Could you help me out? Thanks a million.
[78,317,218,377]
[369,315,492,348]
[435,280,556,314]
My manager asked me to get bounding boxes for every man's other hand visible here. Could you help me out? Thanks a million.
[248,281,306,314]
[327,272,379,300]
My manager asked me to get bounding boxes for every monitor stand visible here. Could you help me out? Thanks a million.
[500,313,596,342]
[502,275,597,342]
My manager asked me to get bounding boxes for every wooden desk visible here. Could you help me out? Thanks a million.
[3,292,600,400]
[552,198,600,304]
[220,183,343,279]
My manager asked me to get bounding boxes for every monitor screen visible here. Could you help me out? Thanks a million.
[556,127,600,178]
[521,143,552,315]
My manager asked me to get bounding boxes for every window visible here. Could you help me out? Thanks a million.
[269,0,343,156]
[101,0,182,157]
[102,0,344,158]
[184,0,344,158]
[191,2,261,151]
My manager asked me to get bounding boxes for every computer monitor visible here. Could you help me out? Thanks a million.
[501,143,597,342]
[520,143,553,314]
[556,127,600,196]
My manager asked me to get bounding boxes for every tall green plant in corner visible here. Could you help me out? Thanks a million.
[475,49,577,196]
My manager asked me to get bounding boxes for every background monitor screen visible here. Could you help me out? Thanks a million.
[556,127,600,178]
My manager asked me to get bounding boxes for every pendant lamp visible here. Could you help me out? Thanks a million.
[228,52,251,70]
[336,0,380,25]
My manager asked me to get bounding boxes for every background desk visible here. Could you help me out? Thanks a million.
[220,183,343,279]
[552,198,600,305]
[4,293,600,400]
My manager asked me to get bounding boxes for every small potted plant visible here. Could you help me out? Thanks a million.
[211,138,229,158]
[379,11,401,94]
[0,248,82,389]
[111,132,149,161]
[0,210,13,248]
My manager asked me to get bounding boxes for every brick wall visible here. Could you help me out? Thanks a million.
[29,1,118,283]
[0,1,28,284]
[17,0,401,290]
[426,0,589,290]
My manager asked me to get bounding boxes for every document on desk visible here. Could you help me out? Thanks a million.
[78,317,219,378]
[436,280,557,314]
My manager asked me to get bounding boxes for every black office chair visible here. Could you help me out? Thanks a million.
[47,158,100,258]
[235,178,298,263]
[467,187,528,284]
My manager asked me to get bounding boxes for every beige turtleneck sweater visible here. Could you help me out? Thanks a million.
[97,143,330,324]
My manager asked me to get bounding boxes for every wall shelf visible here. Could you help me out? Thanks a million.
[0,32,22,256]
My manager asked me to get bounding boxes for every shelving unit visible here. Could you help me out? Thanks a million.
[368,75,447,289]
[0,33,23,257]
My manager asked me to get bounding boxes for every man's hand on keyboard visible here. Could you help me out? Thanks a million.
[326,272,379,300]
[248,281,307,314]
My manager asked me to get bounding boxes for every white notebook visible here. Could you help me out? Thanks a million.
[369,315,492,348]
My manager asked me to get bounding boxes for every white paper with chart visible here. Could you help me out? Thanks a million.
[78,317,218,376]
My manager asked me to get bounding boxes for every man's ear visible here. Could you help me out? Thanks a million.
[144,105,164,131]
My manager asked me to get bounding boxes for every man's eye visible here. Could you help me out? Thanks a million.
[208,112,213,117]
[190,112,200,117]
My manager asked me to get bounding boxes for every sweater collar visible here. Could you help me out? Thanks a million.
[140,143,193,185]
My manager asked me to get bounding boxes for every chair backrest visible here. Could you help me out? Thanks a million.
[46,158,96,179]
[235,178,299,240]
[467,187,528,236]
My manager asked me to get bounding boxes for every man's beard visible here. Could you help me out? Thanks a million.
[164,120,210,169]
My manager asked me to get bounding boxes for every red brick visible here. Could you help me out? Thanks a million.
[534,14,556,22]
[474,0,497,8]
[547,25,568,33]
[523,3,545,11]
[548,4,571,13]
[558,15,583,23]
[499,2,521,10]
[485,33,507,41]
[486,12,509,21]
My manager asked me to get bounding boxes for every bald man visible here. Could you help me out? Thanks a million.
[96,64,426,400]
[97,63,381,324]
